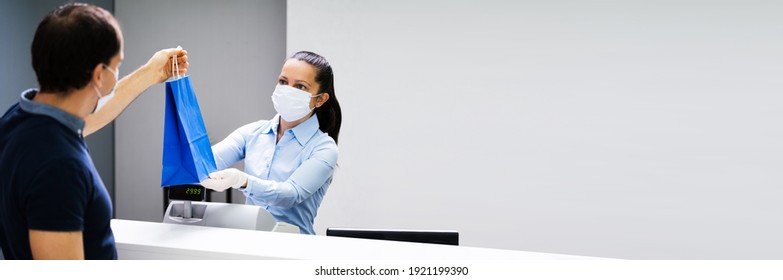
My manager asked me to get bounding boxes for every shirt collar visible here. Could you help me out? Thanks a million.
[19,88,86,136]
[292,113,320,146]
[262,115,278,135]
[266,113,321,146]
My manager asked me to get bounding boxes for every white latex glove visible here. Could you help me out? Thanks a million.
[200,168,248,192]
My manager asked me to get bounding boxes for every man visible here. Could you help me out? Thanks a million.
[0,3,189,259]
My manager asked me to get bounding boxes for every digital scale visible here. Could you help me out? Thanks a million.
[163,184,299,233]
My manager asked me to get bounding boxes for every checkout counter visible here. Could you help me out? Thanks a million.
[113,185,600,260]
[112,219,599,260]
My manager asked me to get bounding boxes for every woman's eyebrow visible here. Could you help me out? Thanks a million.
[295,80,312,86]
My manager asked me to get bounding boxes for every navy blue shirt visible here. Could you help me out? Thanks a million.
[0,89,116,260]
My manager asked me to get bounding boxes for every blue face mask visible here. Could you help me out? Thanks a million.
[91,63,119,114]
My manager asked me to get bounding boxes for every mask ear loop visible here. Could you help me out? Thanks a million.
[311,93,323,110]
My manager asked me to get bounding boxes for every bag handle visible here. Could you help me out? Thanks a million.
[171,54,181,79]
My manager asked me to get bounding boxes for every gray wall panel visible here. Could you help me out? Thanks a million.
[114,0,285,222]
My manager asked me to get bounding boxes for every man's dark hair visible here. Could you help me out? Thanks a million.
[31,3,120,94]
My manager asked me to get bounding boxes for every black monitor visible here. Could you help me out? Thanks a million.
[326,228,459,246]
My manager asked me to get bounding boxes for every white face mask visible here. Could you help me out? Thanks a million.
[271,84,321,122]
[91,63,118,114]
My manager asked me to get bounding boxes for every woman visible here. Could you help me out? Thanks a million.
[201,51,341,235]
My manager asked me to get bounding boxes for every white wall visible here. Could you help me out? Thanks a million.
[115,0,285,222]
[288,0,783,259]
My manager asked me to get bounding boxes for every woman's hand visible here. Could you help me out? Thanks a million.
[144,46,189,83]
[201,168,248,192]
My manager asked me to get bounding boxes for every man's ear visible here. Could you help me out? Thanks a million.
[91,64,104,87]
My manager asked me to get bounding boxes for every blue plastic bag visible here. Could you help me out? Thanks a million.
[161,74,217,186]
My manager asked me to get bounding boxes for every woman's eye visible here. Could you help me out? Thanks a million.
[278,79,287,85]
[295,84,307,90]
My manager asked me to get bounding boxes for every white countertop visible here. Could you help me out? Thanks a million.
[112,219,603,260]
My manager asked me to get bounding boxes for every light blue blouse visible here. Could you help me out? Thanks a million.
[211,114,338,234]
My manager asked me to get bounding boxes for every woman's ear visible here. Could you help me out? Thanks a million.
[316,93,330,108]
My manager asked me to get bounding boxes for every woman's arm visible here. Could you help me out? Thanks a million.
[243,143,338,209]
[212,123,258,170]
[201,141,338,209]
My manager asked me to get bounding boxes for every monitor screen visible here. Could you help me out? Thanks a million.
[166,184,206,201]
[326,228,459,246]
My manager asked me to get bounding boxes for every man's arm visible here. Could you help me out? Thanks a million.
[29,230,84,260]
[83,47,189,136]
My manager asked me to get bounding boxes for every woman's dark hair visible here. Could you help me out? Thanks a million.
[290,51,342,145]
[31,3,120,94]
